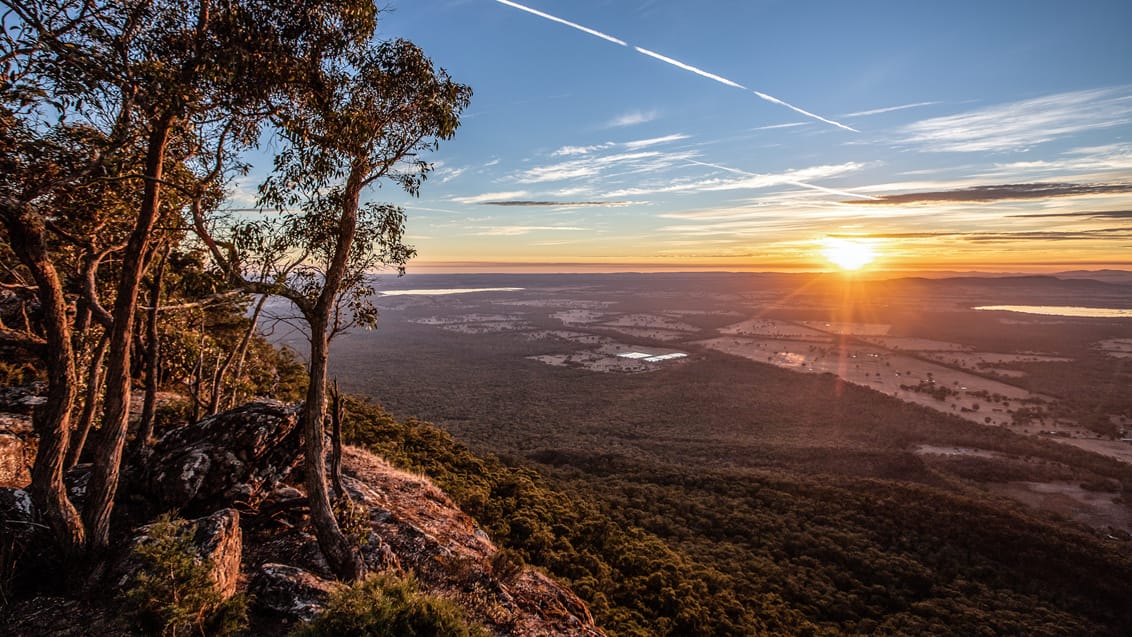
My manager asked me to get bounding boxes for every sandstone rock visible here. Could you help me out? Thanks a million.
[249,563,345,622]
[117,508,243,600]
[143,400,302,511]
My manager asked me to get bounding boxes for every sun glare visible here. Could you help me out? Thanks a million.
[822,238,876,271]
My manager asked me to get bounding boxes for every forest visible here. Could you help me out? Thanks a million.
[343,396,1132,636]
[1,0,468,589]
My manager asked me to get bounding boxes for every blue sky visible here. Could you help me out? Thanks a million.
[240,0,1132,272]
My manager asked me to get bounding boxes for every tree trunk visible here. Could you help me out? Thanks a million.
[302,313,366,581]
[83,119,171,552]
[329,379,344,497]
[135,244,170,449]
[1,207,85,557]
[301,171,366,581]
[66,331,109,469]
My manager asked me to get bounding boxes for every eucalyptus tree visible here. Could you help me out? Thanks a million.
[194,38,470,579]
[2,0,383,556]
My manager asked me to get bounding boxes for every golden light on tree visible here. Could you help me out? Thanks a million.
[821,238,876,271]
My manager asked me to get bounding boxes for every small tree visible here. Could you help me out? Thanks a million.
[197,38,470,580]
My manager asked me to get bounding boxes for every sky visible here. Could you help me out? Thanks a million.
[242,0,1132,273]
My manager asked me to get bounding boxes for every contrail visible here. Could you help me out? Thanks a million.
[753,91,858,133]
[494,0,626,46]
[493,0,856,132]
[634,46,746,90]
[688,159,879,200]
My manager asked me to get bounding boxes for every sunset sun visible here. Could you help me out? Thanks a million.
[822,238,876,271]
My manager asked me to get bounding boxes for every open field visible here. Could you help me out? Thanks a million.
[266,273,1132,537]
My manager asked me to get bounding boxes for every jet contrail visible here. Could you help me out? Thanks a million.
[688,159,879,200]
[753,91,857,133]
[494,0,626,46]
[634,46,746,90]
[493,0,856,132]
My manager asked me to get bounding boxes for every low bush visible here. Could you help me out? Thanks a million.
[291,572,487,637]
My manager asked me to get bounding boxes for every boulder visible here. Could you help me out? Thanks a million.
[142,400,302,512]
[0,383,46,415]
[116,508,243,600]
[249,563,345,622]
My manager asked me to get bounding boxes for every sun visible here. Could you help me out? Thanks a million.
[821,238,876,271]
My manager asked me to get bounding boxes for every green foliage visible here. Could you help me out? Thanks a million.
[333,494,371,547]
[341,396,1132,637]
[120,513,247,637]
[291,573,487,637]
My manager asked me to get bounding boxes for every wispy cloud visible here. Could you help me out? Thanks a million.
[513,149,694,184]
[843,101,939,118]
[1007,210,1132,219]
[493,0,855,132]
[452,190,529,204]
[829,229,1132,242]
[494,0,626,46]
[601,161,867,198]
[899,87,1132,152]
[753,122,808,131]
[850,181,1132,205]
[607,110,659,128]
[476,225,588,236]
[687,160,876,199]
[552,143,615,156]
[623,133,689,149]
[473,200,636,207]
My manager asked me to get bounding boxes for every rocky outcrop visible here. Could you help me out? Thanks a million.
[244,446,604,635]
[342,447,603,636]
[4,399,605,636]
[115,508,243,600]
[249,563,345,622]
[141,400,302,512]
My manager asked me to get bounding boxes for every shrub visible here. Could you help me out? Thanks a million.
[291,572,487,637]
[120,513,247,636]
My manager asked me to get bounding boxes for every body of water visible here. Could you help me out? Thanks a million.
[974,305,1132,318]
[380,287,524,296]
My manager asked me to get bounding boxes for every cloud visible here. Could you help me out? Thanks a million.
[600,161,867,198]
[843,101,939,118]
[1007,210,1132,219]
[753,122,808,131]
[828,229,1132,242]
[899,87,1132,152]
[607,110,659,128]
[623,133,690,149]
[439,166,467,183]
[474,200,637,207]
[849,182,1132,205]
[493,0,626,46]
[552,143,615,156]
[683,159,869,199]
[475,225,588,236]
[513,149,694,184]
[494,0,855,132]
[452,190,529,204]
